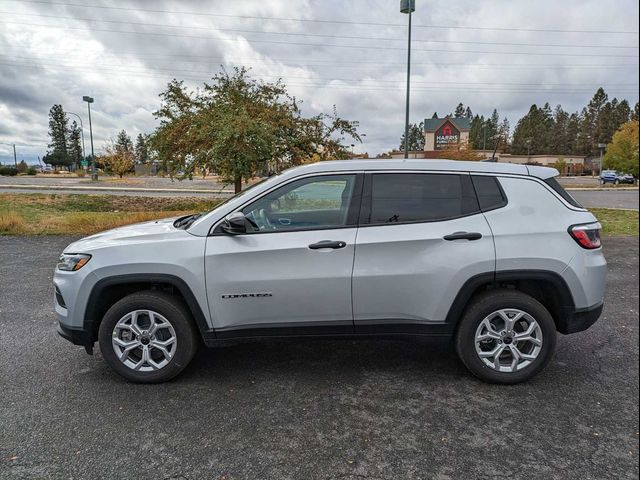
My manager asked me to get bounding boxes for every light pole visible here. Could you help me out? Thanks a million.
[66,111,86,170]
[82,96,97,181]
[400,0,415,159]
[526,138,532,160]
[0,142,17,168]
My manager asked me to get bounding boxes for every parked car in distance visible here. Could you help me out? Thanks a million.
[54,160,607,384]
[600,170,636,185]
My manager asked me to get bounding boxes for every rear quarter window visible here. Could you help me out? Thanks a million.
[471,176,507,211]
[543,177,583,208]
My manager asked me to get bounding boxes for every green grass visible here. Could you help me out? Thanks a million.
[0,194,221,235]
[590,208,639,236]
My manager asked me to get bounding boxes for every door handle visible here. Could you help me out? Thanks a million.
[308,240,347,250]
[443,231,483,241]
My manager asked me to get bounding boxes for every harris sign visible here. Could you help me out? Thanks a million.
[435,120,461,150]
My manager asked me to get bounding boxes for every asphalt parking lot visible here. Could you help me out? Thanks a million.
[1,236,638,479]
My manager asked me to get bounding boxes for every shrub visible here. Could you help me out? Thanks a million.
[27,167,37,175]
[17,160,28,174]
[76,170,86,177]
[0,166,18,176]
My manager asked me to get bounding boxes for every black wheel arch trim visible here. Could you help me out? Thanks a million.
[84,273,215,343]
[445,269,577,328]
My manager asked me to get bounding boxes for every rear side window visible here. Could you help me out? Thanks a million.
[471,175,507,211]
[544,177,583,208]
[367,173,479,224]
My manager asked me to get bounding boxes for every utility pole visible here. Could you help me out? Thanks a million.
[0,142,17,168]
[400,0,415,159]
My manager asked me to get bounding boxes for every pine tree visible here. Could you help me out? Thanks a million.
[632,102,639,121]
[454,103,466,118]
[115,130,133,154]
[135,133,149,164]
[398,122,425,151]
[465,106,473,119]
[46,104,71,169]
[67,121,83,168]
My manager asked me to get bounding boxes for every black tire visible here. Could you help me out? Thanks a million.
[98,291,198,383]
[455,290,557,384]
[614,179,620,185]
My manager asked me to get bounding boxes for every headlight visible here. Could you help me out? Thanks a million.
[57,253,92,271]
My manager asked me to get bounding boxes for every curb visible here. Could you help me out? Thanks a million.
[566,187,638,191]
[0,184,234,195]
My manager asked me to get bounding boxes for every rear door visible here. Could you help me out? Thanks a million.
[352,172,495,332]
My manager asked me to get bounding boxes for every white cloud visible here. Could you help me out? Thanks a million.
[0,0,637,163]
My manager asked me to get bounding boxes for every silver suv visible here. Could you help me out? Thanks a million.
[54,160,606,384]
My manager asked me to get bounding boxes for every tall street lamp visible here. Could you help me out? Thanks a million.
[66,111,86,170]
[400,0,415,159]
[0,142,17,168]
[82,96,97,181]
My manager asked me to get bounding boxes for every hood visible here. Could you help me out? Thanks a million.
[64,216,189,253]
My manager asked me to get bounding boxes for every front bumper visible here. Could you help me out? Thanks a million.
[57,322,95,353]
[556,302,604,335]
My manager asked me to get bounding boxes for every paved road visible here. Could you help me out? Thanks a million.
[571,190,639,210]
[1,236,639,479]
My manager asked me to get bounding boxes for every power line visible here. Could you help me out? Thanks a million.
[1,51,636,69]
[2,61,638,95]
[8,0,640,35]
[1,20,638,58]
[0,11,637,50]
[1,57,637,87]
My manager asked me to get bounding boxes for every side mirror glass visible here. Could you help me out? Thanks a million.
[221,212,247,235]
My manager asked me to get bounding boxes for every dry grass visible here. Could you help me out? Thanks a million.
[0,211,27,234]
[0,193,221,235]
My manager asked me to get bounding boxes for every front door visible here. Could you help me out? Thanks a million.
[205,173,362,337]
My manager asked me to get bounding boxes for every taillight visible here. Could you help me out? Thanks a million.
[568,222,602,249]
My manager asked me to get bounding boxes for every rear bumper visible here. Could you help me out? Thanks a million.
[557,302,604,334]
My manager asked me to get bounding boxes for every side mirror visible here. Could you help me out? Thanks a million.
[221,212,247,235]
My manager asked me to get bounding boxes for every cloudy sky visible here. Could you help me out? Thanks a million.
[0,0,638,164]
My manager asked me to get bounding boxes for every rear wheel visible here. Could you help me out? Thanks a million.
[455,290,557,384]
[98,291,198,383]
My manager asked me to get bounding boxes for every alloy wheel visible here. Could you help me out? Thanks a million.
[474,308,543,373]
[111,310,177,372]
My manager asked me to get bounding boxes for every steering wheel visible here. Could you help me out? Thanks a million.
[259,208,275,230]
[244,211,260,231]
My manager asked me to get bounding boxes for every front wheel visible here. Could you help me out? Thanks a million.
[98,291,198,383]
[455,290,557,384]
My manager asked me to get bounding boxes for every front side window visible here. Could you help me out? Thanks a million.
[242,175,357,232]
[367,173,479,224]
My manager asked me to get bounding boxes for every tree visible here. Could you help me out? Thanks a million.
[604,121,639,177]
[436,141,483,161]
[100,138,135,178]
[135,134,149,163]
[68,121,83,169]
[632,102,639,121]
[454,103,466,118]
[553,157,567,175]
[150,68,361,193]
[115,130,133,154]
[17,160,28,174]
[46,104,71,169]
[398,122,425,151]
